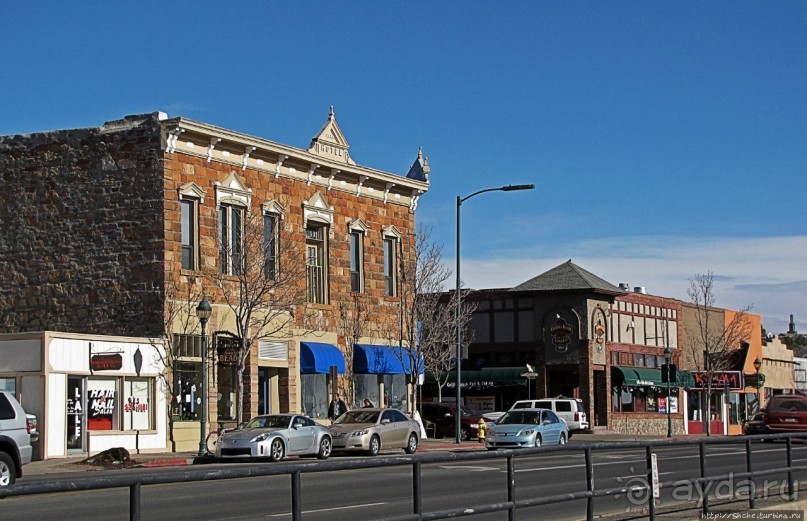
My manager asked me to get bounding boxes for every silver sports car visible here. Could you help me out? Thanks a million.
[328,408,420,456]
[215,414,332,461]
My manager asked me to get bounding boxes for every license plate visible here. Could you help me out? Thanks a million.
[784,418,797,423]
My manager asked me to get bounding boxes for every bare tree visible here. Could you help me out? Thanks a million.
[206,209,312,424]
[687,272,754,435]
[384,224,475,413]
[334,292,372,407]
[151,270,204,451]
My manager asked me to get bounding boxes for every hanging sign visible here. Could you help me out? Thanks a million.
[90,353,123,371]
[217,335,240,367]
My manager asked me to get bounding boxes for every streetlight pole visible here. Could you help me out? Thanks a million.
[664,346,673,438]
[455,183,534,444]
[754,357,762,414]
[196,297,212,457]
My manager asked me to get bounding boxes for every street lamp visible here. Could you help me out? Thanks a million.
[455,183,534,444]
[753,357,762,413]
[664,346,673,438]
[196,297,212,457]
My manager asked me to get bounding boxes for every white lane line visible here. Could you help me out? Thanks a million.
[264,502,388,518]
[439,465,500,471]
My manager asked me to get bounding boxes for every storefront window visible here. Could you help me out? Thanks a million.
[353,374,379,409]
[301,374,328,419]
[124,378,153,430]
[173,361,202,421]
[646,388,657,412]
[87,378,119,430]
[728,392,741,425]
[620,389,634,412]
[0,377,15,395]
[383,374,407,410]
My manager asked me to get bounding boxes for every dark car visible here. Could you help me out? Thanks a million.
[420,402,483,441]
[742,412,766,435]
[762,395,807,434]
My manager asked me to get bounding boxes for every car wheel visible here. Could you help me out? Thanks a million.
[460,428,471,441]
[404,433,418,454]
[0,452,16,487]
[317,436,332,460]
[268,438,285,462]
[535,435,542,448]
[559,433,567,445]
[368,435,381,457]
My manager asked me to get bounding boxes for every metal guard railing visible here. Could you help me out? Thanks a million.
[2,432,806,521]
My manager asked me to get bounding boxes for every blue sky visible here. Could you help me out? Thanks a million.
[2,2,805,333]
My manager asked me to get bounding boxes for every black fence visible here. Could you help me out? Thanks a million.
[2,433,806,521]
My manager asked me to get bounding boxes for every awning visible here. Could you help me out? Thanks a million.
[425,367,530,388]
[300,342,345,374]
[353,344,424,375]
[613,366,692,388]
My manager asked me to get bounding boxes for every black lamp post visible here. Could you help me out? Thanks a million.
[753,357,762,413]
[196,297,212,457]
[455,183,534,444]
[665,346,673,437]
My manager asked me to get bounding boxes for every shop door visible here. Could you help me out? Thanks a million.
[258,368,272,415]
[66,376,86,453]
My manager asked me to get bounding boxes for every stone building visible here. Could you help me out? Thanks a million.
[0,109,430,456]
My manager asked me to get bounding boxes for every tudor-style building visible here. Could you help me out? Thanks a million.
[0,109,429,457]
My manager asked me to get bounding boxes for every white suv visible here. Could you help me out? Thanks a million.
[509,397,589,434]
[0,390,38,487]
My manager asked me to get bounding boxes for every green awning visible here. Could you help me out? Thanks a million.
[425,367,530,388]
[613,366,692,388]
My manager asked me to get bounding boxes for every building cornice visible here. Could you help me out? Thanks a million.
[160,117,429,209]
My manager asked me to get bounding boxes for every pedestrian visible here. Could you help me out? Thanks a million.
[363,398,373,408]
[328,393,348,421]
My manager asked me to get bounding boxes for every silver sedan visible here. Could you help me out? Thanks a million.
[215,414,332,462]
[328,408,420,456]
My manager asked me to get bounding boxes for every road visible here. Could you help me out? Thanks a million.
[2,441,806,521]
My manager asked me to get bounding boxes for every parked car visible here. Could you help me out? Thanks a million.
[420,402,483,440]
[743,412,767,435]
[762,395,807,434]
[328,408,420,456]
[485,408,569,450]
[0,390,39,487]
[215,413,332,462]
[486,397,588,435]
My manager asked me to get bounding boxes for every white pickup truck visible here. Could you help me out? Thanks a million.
[0,390,39,487]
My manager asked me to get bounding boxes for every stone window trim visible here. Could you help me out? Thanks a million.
[302,191,334,229]
[215,171,252,213]
[348,219,369,294]
[178,183,205,272]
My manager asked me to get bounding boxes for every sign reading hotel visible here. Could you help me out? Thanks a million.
[691,370,743,390]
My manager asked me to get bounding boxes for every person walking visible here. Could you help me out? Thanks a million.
[328,393,348,421]
[363,398,374,408]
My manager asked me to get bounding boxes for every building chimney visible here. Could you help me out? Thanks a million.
[634,286,647,294]
[619,283,630,291]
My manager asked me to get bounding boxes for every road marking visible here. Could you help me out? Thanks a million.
[261,502,388,518]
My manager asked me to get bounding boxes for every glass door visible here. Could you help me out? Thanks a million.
[66,376,86,452]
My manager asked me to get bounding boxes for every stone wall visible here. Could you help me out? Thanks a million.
[0,114,166,337]
[610,414,686,436]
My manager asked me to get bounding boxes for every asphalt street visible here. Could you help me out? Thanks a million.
[3,439,807,521]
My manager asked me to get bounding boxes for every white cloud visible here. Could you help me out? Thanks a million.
[455,235,807,335]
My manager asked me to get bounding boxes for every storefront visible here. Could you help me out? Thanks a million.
[610,366,684,436]
[300,341,345,420]
[353,344,423,411]
[423,367,530,413]
[686,371,744,435]
[0,331,166,459]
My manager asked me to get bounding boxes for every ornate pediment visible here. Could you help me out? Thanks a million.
[308,106,356,166]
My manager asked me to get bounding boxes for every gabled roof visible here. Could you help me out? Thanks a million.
[513,260,624,294]
[308,106,356,166]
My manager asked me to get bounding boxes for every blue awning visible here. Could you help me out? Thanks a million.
[300,342,345,374]
[354,344,424,375]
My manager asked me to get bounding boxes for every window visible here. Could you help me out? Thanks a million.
[173,361,202,420]
[383,237,397,297]
[645,355,656,368]
[301,374,328,419]
[0,393,15,420]
[0,377,15,395]
[219,203,244,275]
[634,354,645,367]
[349,231,363,292]
[87,378,119,430]
[264,213,278,280]
[123,378,153,430]
[306,224,328,304]
[180,199,198,270]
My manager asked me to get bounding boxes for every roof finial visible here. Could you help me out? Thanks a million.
[329,105,335,119]
[418,146,423,160]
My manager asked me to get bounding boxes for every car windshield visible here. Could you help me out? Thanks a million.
[459,405,475,416]
[244,415,291,429]
[498,411,540,425]
[334,410,379,425]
